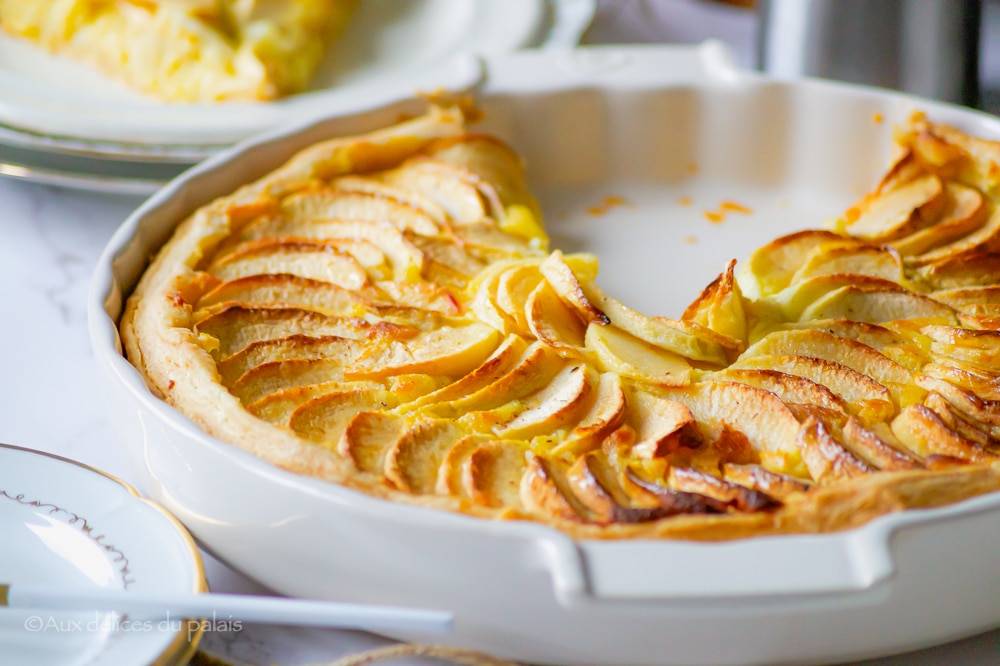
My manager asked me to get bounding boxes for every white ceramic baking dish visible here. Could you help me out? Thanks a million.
[89,45,1000,666]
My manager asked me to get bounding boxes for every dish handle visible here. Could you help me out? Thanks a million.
[532,523,896,605]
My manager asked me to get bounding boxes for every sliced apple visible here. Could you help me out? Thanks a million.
[193,277,440,335]
[796,417,873,483]
[845,173,942,241]
[245,379,383,426]
[194,306,371,359]
[790,245,905,284]
[461,440,530,509]
[923,391,994,448]
[721,463,811,498]
[328,411,406,474]
[784,402,849,435]
[552,372,627,456]
[798,285,955,324]
[423,134,536,219]
[216,218,425,282]
[380,158,490,225]
[755,274,909,323]
[469,259,522,334]
[329,175,449,226]
[212,211,286,254]
[871,148,924,193]
[230,358,349,406]
[778,318,906,351]
[922,324,1000,350]
[919,251,1000,289]
[733,354,895,422]
[286,389,398,447]
[924,326,1000,368]
[494,363,594,439]
[209,236,389,277]
[890,403,994,463]
[718,368,846,413]
[566,452,680,523]
[914,373,1000,429]
[909,207,1000,267]
[620,468,730,516]
[216,334,362,386]
[395,335,528,413]
[665,381,803,461]
[527,281,588,349]
[566,452,637,522]
[584,284,739,364]
[495,263,544,331]
[905,120,997,184]
[372,280,460,315]
[345,323,500,379]
[410,235,487,279]
[682,259,747,343]
[435,434,496,496]
[452,223,538,257]
[382,420,464,494]
[931,285,1000,313]
[668,467,779,512]
[739,328,912,388]
[627,391,698,459]
[956,314,1000,330]
[195,274,385,322]
[281,188,441,236]
[205,240,370,290]
[540,251,609,326]
[423,342,564,419]
[586,323,692,387]
[922,361,1000,401]
[911,130,967,170]
[839,418,922,471]
[737,230,860,299]
[520,453,590,522]
[891,182,986,256]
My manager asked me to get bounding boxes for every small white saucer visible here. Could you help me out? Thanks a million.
[0,444,206,666]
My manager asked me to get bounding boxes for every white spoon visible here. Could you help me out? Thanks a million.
[0,583,452,635]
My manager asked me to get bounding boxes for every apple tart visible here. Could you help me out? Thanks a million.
[0,0,357,102]
[121,107,1000,540]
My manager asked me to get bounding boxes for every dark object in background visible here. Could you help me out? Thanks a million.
[757,0,981,107]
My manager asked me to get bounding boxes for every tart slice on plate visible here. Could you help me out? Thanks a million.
[0,0,358,102]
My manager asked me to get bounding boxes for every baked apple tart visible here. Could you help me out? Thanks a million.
[121,106,1000,540]
[0,0,357,102]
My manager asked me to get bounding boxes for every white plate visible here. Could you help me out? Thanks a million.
[0,444,206,666]
[90,45,1000,666]
[0,0,559,147]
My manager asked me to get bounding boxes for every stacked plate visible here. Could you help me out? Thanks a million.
[0,0,594,195]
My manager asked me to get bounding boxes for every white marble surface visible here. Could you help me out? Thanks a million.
[1,158,999,666]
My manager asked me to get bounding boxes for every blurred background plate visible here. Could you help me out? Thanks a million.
[0,0,595,196]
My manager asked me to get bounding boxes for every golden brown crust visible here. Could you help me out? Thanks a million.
[121,107,1000,541]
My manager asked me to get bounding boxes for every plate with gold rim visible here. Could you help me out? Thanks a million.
[0,444,207,666]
